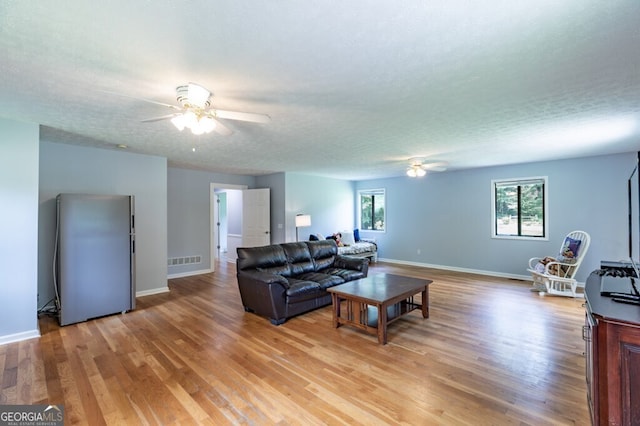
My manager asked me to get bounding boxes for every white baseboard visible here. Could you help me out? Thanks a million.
[136,287,170,297]
[167,268,213,279]
[377,257,535,282]
[0,329,40,346]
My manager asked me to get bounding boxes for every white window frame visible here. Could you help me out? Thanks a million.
[491,176,549,240]
[358,188,386,233]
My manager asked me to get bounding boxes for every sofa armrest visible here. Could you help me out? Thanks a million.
[334,255,369,276]
[236,271,290,323]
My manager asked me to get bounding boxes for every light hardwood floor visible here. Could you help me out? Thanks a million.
[0,261,590,425]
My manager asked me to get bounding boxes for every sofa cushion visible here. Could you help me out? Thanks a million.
[237,244,291,276]
[282,242,315,275]
[295,271,344,290]
[285,279,323,303]
[324,267,366,282]
[307,239,338,271]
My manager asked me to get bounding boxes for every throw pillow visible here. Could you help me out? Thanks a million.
[558,236,581,261]
[353,228,361,242]
[341,231,355,246]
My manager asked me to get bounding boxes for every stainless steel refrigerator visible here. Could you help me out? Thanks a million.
[55,193,135,326]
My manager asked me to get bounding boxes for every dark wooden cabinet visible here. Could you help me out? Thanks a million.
[584,273,640,425]
[584,307,598,422]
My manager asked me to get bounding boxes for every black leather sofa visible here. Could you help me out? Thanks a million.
[236,240,369,324]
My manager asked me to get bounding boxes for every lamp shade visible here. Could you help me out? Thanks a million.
[295,214,311,227]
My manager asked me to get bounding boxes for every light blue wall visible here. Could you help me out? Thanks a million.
[39,142,169,302]
[356,152,635,282]
[285,173,355,241]
[0,119,40,343]
[167,167,254,275]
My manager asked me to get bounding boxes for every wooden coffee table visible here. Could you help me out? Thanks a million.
[327,273,432,344]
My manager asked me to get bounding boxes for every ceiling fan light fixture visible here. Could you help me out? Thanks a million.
[190,124,205,135]
[183,110,198,128]
[406,163,427,177]
[172,110,217,135]
[171,114,187,131]
[187,83,211,109]
[199,116,216,133]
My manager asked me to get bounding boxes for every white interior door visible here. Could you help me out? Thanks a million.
[242,188,271,247]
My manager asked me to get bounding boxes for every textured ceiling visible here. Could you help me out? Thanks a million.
[1,1,639,180]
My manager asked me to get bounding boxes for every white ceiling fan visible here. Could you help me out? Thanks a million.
[406,157,448,177]
[137,83,270,136]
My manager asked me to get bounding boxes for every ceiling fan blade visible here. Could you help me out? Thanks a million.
[99,89,182,110]
[423,161,449,172]
[213,118,233,136]
[138,98,182,110]
[214,109,271,123]
[140,113,180,123]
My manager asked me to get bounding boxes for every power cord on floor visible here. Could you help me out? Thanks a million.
[38,298,59,318]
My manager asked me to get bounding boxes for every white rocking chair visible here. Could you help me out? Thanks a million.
[527,230,591,297]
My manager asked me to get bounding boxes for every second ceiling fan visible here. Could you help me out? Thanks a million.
[406,158,448,177]
[141,83,270,136]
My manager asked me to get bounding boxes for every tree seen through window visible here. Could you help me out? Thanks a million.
[359,189,385,231]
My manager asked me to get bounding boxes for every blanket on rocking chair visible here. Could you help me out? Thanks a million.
[534,256,577,277]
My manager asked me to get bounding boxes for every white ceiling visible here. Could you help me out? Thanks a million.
[1,1,639,180]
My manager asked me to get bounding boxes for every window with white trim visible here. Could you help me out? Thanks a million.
[359,189,385,232]
[491,177,548,239]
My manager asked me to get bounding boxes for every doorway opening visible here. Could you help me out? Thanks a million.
[210,183,247,273]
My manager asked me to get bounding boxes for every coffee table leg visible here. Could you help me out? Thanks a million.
[331,294,340,328]
[377,303,387,344]
[421,287,429,318]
